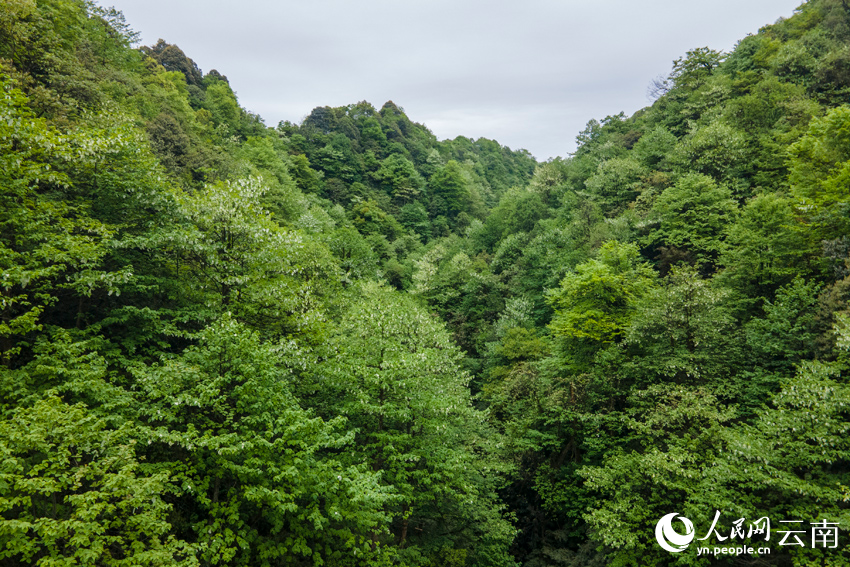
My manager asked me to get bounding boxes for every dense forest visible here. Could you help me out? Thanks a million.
[2,0,850,565]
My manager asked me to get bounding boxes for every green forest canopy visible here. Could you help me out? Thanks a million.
[1,0,850,565]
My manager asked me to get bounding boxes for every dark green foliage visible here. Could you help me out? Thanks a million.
[483,188,549,246]
[429,159,471,219]
[669,47,725,90]
[142,39,202,87]
[399,201,431,240]
[718,192,813,307]
[350,199,404,239]
[585,157,646,214]
[279,100,535,237]
[631,125,676,170]
[745,277,821,371]
[326,227,379,281]
[0,80,127,364]
[429,3,850,564]
[0,2,532,562]
[147,112,192,170]
[5,1,850,566]
[135,316,392,566]
[620,265,742,392]
[371,153,424,204]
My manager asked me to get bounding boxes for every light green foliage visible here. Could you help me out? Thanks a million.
[203,80,239,130]
[137,69,195,123]
[498,225,586,325]
[172,176,339,338]
[584,157,647,214]
[547,241,656,371]
[492,296,536,339]
[670,121,748,188]
[574,114,631,158]
[528,158,569,205]
[491,232,531,277]
[721,376,850,565]
[398,201,431,240]
[135,62,235,184]
[238,136,292,185]
[0,0,37,49]
[669,47,725,91]
[313,136,361,184]
[481,187,548,248]
[1,326,133,417]
[295,200,337,235]
[350,199,404,239]
[772,30,829,86]
[789,104,850,240]
[645,173,738,267]
[410,243,449,296]
[582,304,850,567]
[325,227,378,282]
[314,283,516,566]
[0,397,197,566]
[411,240,486,310]
[558,190,605,247]
[524,268,738,565]
[413,246,478,316]
[6,1,850,565]
[720,75,818,189]
[488,327,549,368]
[358,116,387,150]
[409,238,505,362]
[716,320,850,566]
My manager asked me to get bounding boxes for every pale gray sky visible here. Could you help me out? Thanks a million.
[108,0,803,160]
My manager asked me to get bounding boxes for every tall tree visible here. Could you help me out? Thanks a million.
[429,160,470,219]
[311,282,515,567]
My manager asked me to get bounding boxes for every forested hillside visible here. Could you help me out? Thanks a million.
[1,0,850,566]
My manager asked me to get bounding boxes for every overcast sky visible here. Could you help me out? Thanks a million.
[107,0,803,161]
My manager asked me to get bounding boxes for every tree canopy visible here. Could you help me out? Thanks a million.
[3,0,850,565]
